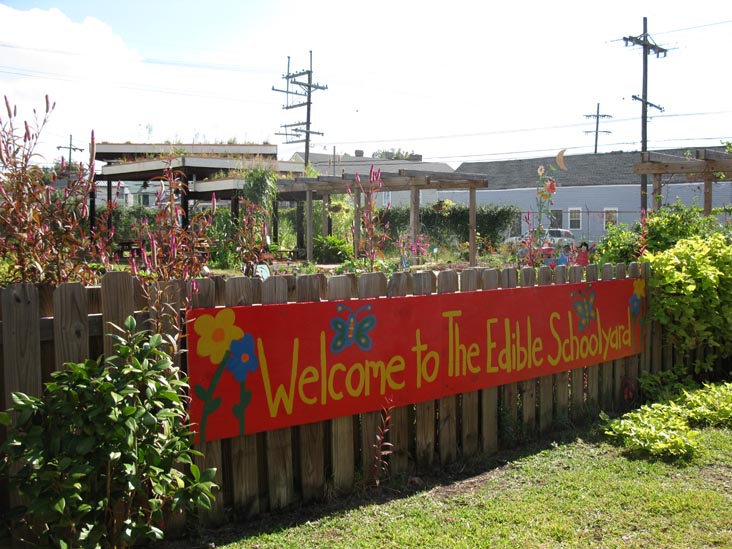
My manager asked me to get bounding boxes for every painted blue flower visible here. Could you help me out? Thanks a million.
[225,333,259,382]
[629,294,642,317]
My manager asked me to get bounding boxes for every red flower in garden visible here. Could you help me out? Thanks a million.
[545,178,557,194]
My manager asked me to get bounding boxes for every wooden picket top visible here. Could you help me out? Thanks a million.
[0,262,661,526]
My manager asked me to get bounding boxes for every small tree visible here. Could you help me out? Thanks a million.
[0,95,112,286]
[0,316,217,548]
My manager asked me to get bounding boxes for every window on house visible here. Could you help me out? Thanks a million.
[604,208,618,229]
[569,208,581,231]
[550,209,563,229]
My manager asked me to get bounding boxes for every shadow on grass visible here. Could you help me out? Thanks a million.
[157,420,607,548]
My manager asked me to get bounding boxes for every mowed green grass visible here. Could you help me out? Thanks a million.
[207,427,732,549]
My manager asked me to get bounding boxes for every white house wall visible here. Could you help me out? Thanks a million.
[438,181,732,243]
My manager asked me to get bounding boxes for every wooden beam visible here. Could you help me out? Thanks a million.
[634,159,732,176]
[410,186,420,264]
[469,187,477,267]
[306,189,313,262]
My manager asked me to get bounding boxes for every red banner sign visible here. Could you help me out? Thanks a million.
[187,278,646,442]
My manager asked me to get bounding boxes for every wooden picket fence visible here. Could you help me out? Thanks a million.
[0,262,664,526]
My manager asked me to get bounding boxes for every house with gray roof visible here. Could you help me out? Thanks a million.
[442,147,732,243]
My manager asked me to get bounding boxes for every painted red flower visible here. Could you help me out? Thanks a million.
[545,178,557,194]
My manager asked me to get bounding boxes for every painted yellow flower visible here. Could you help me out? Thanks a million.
[537,165,545,176]
[194,309,244,363]
[633,278,646,299]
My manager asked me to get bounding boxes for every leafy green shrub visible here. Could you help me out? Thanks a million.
[644,200,721,253]
[0,316,217,548]
[313,234,353,264]
[679,382,732,427]
[602,381,732,460]
[602,403,699,459]
[645,234,732,375]
[638,365,699,404]
[595,223,643,265]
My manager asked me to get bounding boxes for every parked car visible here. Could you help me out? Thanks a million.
[504,229,576,248]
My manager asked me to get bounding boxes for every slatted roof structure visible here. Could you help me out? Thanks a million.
[93,146,490,266]
[196,169,491,265]
[634,149,732,214]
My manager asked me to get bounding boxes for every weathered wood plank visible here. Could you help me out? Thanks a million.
[537,267,554,434]
[295,275,326,502]
[357,273,388,482]
[191,277,226,524]
[101,271,135,358]
[569,266,585,421]
[412,271,436,471]
[519,267,537,434]
[2,284,42,510]
[327,275,356,492]
[479,269,500,455]
[223,276,260,517]
[613,264,628,410]
[459,269,480,458]
[437,270,458,466]
[53,282,89,370]
[261,276,294,510]
[585,265,600,411]
[553,266,570,423]
[599,264,616,411]
[386,272,413,475]
[500,268,519,445]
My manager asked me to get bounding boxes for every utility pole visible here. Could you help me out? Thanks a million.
[273,50,328,168]
[273,51,328,255]
[583,103,612,154]
[56,134,84,177]
[623,17,667,211]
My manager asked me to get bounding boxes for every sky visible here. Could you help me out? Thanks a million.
[2,1,732,170]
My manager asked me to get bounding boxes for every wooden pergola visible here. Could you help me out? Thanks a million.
[194,169,491,266]
[633,149,732,214]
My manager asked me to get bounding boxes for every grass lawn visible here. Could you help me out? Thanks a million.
[167,425,732,549]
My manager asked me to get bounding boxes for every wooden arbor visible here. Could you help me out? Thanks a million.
[275,169,490,266]
[633,149,732,214]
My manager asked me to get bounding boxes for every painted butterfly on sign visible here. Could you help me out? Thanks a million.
[572,285,597,333]
[330,303,376,354]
